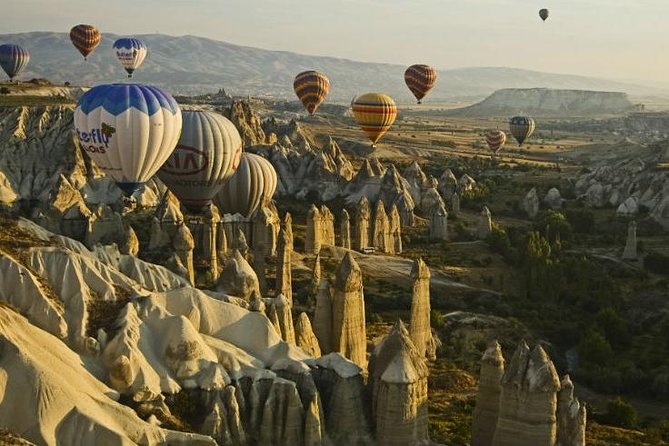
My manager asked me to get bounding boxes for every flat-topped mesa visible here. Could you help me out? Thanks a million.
[372,200,392,254]
[173,223,195,285]
[369,320,430,446]
[492,342,561,446]
[622,220,637,260]
[331,253,367,368]
[305,204,322,254]
[471,340,505,446]
[389,204,402,254]
[409,258,434,360]
[320,205,336,246]
[429,203,448,241]
[295,312,322,358]
[556,375,586,446]
[340,209,351,249]
[477,206,492,240]
[354,196,371,251]
[275,229,292,304]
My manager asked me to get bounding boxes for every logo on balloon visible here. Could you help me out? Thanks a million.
[161,145,209,175]
[76,125,114,154]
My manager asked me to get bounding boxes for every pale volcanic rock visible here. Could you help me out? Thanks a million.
[119,225,139,256]
[320,205,336,246]
[429,203,448,241]
[252,248,267,296]
[232,227,250,258]
[217,250,260,300]
[148,217,171,251]
[409,258,434,360]
[79,177,123,207]
[544,187,563,210]
[283,211,294,251]
[556,375,586,446]
[312,252,322,287]
[492,342,561,446]
[477,206,492,240]
[403,161,431,209]
[438,169,458,199]
[583,182,606,208]
[295,312,322,358]
[269,294,295,345]
[251,205,279,256]
[331,253,367,368]
[173,223,196,285]
[622,220,638,260]
[617,196,639,216]
[313,280,333,355]
[369,320,430,446]
[201,389,247,446]
[249,290,266,313]
[471,340,505,446]
[224,100,267,146]
[354,196,371,251]
[276,229,293,304]
[217,223,229,256]
[155,191,185,236]
[340,209,351,249]
[451,192,461,215]
[389,204,403,254]
[651,194,669,230]
[372,200,392,254]
[421,186,446,216]
[459,174,477,192]
[370,158,386,176]
[257,378,307,446]
[85,204,125,248]
[523,187,540,219]
[379,165,416,227]
[305,204,322,254]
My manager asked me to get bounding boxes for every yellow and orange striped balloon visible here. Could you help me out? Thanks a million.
[70,24,102,60]
[485,130,507,154]
[293,70,330,115]
[405,64,437,104]
[351,93,397,148]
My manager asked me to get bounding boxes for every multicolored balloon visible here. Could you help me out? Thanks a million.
[158,110,243,212]
[404,64,437,104]
[293,70,330,114]
[74,83,182,195]
[485,130,507,154]
[509,116,536,146]
[113,38,148,78]
[214,153,277,217]
[351,93,397,148]
[539,8,549,21]
[0,44,30,81]
[69,24,102,60]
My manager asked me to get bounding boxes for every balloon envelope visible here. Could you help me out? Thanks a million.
[539,8,549,21]
[214,153,277,218]
[0,44,29,80]
[293,70,330,114]
[351,93,397,147]
[158,110,243,212]
[509,116,536,146]
[70,24,101,60]
[74,83,182,195]
[113,38,148,78]
[485,130,507,154]
[404,64,437,104]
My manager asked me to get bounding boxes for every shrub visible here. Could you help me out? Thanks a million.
[535,210,572,243]
[566,209,595,233]
[578,330,613,366]
[0,87,9,95]
[430,309,445,329]
[645,251,669,275]
[603,397,638,429]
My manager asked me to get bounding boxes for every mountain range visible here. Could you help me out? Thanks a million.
[2,32,668,103]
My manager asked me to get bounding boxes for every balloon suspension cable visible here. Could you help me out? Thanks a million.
[127,74,132,79]
[417,100,422,105]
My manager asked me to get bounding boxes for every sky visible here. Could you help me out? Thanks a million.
[4,0,668,83]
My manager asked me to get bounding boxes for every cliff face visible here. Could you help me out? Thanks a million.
[449,88,635,117]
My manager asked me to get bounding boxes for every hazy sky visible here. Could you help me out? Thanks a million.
[4,0,668,82]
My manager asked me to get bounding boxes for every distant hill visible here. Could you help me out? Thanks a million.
[446,88,636,117]
[1,32,667,103]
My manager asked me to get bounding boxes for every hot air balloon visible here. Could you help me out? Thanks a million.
[74,83,182,195]
[404,64,437,104]
[351,93,397,148]
[509,116,536,146]
[485,130,507,154]
[213,153,277,218]
[113,38,148,78]
[70,24,101,60]
[539,8,549,21]
[0,44,29,81]
[158,110,243,212]
[293,70,330,115]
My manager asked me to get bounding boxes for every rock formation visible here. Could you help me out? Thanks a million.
[471,340,505,446]
[305,204,322,255]
[523,187,540,218]
[232,228,249,258]
[617,196,639,216]
[251,205,279,256]
[369,320,430,446]
[173,223,195,285]
[389,204,403,254]
[312,253,322,287]
[622,220,638,260]
[283,212,294,251]
[320,205,336,246]
[429,204,448,241]
[491,342,561,446]
[313,280,333,355]
[340,209,351,249]
[556,375,586,446]
[120,225,139,257]
[409,258,435,360]
[544,188,563,210]
[451,192,460,215]
[269,294,295,344]
[85,204,125,248]
[478,206,492,240]
[276,229,293,304]
[372,200,392,254]
[295,312,322,357]
[438,169,458,199]
[331,253,367,368]
[354,196,371,251]
[217,249,260,300]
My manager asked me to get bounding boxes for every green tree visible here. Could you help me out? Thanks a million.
[604,397,638,429]
[579,330,613,366]
[536,210,572,244]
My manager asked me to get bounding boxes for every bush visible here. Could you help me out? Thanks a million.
[0,87,9,95]
[535,210,572,243]
[430,309,445,329]
[645,251,669,275]
[486,225,514,262]
[566,209,595,233]
[579,330,613,366]
[603,397,638,429]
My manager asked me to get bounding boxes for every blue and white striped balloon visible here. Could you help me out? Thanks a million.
[74,83,182,195]
[0,44,30,80]
[112,38,148,78]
